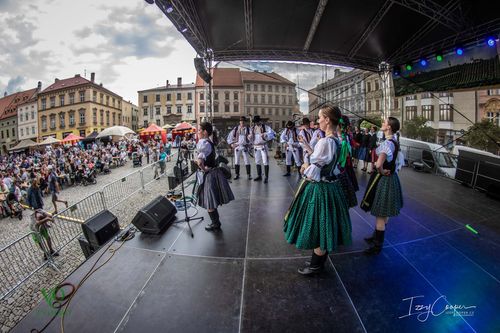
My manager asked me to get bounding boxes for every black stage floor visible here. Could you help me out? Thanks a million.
[13,161,500,333]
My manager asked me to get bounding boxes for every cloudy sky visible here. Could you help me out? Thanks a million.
[0,0,349,112]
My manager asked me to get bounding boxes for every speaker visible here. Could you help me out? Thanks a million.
[132,195,177,234]
[174,163,189,179]
[81,210,120,248]
[78,235,96,259]
[194,58,212,84]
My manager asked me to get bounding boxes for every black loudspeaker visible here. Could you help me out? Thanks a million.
[194,58,212,84]
[81,210,120,248]
[78,235,96,259]
[132,196,177,234]
[174,163,189,179]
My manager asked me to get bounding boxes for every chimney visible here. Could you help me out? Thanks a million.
[177,77,182,87]
[3,92,6,97]
[75,74,80,78]
[91,72,95,82]
[334,69,341,77]
[166,80,169,87]
[100,83,103,87]
[55,78,59,82]
[37,81,42,91]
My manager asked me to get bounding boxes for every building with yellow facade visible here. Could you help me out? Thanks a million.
[38,73,123,140]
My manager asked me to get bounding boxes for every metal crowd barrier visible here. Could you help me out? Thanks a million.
[0,154,180,301]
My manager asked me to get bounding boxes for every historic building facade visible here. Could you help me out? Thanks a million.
[37,73,123,140]
[17,82,42,142]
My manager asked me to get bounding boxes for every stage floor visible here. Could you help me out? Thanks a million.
[12,161,500,333]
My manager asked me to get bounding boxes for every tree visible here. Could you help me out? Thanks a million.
[402,116,436,142]
[463,119,500,154]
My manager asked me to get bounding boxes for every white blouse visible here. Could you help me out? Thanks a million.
[303,137,338,181]
[376,139,404,172]
[196,139,213,160]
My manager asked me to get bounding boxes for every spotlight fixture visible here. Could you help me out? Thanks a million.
[405,64,412,71]
[166,6,173,13]
[436,54,443,62]
[181,27,188,33]
[393,67,400,76]
[144,0,155,4]
[487,37,496,47]
[420,59,428,66]
[456,47,464,55]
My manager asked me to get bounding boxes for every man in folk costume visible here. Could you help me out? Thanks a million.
[249,115,275,183]
[280,120,302,177]
[310,119,325,149]
[226,116,252,180]
[298,117,314,166]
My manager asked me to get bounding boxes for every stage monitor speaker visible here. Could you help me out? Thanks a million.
[81,210,120,248]
[194,58,212,84]
[132,195,177,234]
[77,235,97,259]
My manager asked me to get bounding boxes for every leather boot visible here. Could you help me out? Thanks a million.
[234,165,240,180]
[298,251,327,275]
[264,165,269,183]
[364,229,376,244]
[205,210,221,231]
[254,165,262,181]
[246,165,252,180]
[283,165,291,176]
[364,230,385,255]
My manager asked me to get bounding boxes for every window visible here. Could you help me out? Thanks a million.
[261,85,266,92]
[99,93,103,104]
[100,110,104,125]
[156,119,161,126]
[79,91,85,102]
[41,98,46,110]
[143,95,148,103]
[234,92,238,100]
[79,110,86,124]
[156,94,160,102]
[275,95,279,104]
[246,84,250,91]
[213,104,219,113]
[439,104,453,121]
[32,126,35,134]
[20,128,24,136]
[268,85,272,92]
[144,120,148,127]
[214,92,218,100]
[367,82,371,92]
[143,107,148,116]
[177,105,182,114]
[376,100,380,111]
[422,105,434,120]
[187,105,192,113]
[246,94,251,103]
[50,97,55,108]
[405,95,417,101]
[225,92,230,100]
[421,92,432,99]
[224,104,230,112]
[394,99,399,109]
[106,96,109,105]
[112,112,116,125]
[200,104,205,113]
[167,106,171,114]
[200,92,204,100]
[367,101,372,112]
[406,106,417,120]
[166,93,171,101]
[69,113,75,126]
[288,96,292,104]
[254,95,258,103]
[486,112,500,126]
[59,95,65,106]
[50,115,56,129]
[234,103,239,113]
[93,91,97,102]
[155,107,161,115]
[106,111,110,125]
[282,86,286,93]
[93,109,97,123]
[42,117,47,130]
[261,94,266,104]
[375,80,379,90]
[438,92,453,97]
[187,92,192,100]
[31,111,35,119]
[112,98,115,107]
[25,113,29,121]
[59,113,65,128]
[253,84,257,91]
[267,108,271,115]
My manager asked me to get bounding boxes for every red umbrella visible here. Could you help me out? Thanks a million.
[61,133,83,143]
[174,122,194,131]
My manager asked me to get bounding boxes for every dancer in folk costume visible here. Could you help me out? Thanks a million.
[309,119,325,149]
[226,116,252,180]
[195,122,235,231]
[280,121,302,177]
[361,117,404,254]
[284,106,352,276]
[249,115,275,184]
[298,117,314,166]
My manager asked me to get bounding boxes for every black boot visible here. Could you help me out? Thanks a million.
[283,165,291,176]
[254,165,262,181]
[234,165,240,180]
[364,229,376,244]
[246,165,252,180]
[299,251,327,276]
[264,165,269,183]
[364,230,385,255]
[205,210,221,231]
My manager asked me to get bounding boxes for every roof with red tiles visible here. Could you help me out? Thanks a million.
[0,88,38,120]
[196,68,243,87]
[40,74,122,99]
[241,71,295,85]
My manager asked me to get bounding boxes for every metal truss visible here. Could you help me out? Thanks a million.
[213,49,380,72]
[244,0,253,49]
[392,0,464,32]
[303,0,329,51]
[348,0,393,58]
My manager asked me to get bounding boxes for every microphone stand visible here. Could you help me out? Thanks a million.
[172,136,203,238]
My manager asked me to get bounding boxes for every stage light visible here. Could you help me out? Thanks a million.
[181,27,188,33]
[393,68,400,76]
[420,59,427,66]
[456,48,464,55]
[166,6,173,13]
[436,54,443,62]
[487,38,495,47]
[144,0,155,4]
[405,64,412,71]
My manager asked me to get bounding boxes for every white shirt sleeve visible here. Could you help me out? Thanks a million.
[376,140,394,162]
[266,126,275,141]
[303,138,336,181]
[226,129,235,145]
[196,140,212,160]
[280,130,287,143]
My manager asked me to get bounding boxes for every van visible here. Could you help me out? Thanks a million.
[399,137,457,178]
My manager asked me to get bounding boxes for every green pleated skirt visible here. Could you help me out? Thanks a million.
[284,180,352,252]
[370,173,403,217]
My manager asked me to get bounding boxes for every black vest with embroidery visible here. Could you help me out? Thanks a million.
[382,139,399,173]
[319,137,340,181]
[205,140,216,168]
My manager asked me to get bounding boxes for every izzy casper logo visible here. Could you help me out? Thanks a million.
[35,288,69,317]
[399,295,476,322]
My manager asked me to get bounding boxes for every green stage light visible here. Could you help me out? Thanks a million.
[406,64,412,71]
[436,54,443,62]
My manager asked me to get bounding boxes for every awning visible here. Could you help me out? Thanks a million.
[9,139,38,151]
